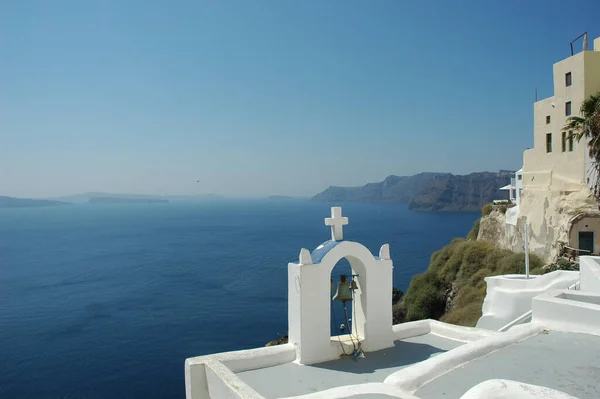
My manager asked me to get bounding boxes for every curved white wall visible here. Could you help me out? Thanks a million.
[460,379,579,399]
[476,271,579,330]
[580,256,600,293]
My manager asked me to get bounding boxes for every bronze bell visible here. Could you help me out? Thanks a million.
[333,275,353,303]
[350,278,358,291]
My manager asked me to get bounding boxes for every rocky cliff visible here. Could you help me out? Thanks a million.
[313,173,448,204]
[313,171,511,212]
[407,172,510,212]
[477,187,600,263]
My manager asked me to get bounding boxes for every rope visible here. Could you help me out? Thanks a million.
[331,299,349,356]
[343,302,357,352]
[350,286,363,358]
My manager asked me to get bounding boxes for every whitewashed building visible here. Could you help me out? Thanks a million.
[522,36,600,192]
[496,35,600,261]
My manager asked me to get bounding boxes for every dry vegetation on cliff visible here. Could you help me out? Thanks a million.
[394,217,544,327]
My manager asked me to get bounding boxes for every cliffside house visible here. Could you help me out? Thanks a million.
[519,35,600,257]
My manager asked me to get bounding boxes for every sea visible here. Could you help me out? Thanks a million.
[0,199,478,398]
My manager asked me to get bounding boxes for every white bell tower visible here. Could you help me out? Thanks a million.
[287,207,394,365]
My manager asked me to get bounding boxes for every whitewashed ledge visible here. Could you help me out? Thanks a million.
[384,322,545,393]
[185,319,501,399]
[460,379,580,399]
[392,319,499,342]
[279,382,420,399]
[185,343,296,399]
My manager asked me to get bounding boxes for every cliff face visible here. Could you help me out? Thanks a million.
[408,172,510,212]
[477,208,508,243]
[477,188,600,264]
[312,173,448,204]
[313,171,511,212]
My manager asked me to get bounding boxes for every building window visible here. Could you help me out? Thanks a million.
[566,72,572,87]
[546,133,552,153]
[546,115,551,124]
[518,175,522,180]
[568,131,574,151]
[562,132,567,152]
[566,101,572,116]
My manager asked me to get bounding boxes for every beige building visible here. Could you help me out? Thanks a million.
[478,38,600,263]
[495,36,600,262]
[523,37,600,192]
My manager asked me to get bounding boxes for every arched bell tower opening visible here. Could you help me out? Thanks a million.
[330,258,356,337]
[287,207,394,365]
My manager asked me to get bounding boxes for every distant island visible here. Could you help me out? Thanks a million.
[312,171,513,212]
[0,196,72,208]
[89,197,169,204]
[51,192,223,203]
[268,195,308,200]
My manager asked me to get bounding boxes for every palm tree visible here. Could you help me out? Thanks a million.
[563,92,600,199]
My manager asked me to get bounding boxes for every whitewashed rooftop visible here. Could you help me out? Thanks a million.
[415,331,600,399]
[185,208,600,399]
[238,334,463,399]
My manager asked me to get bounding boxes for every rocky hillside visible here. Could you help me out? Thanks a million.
[313,173,448,204]
[313,171,511,212]
[394,212,545,326]
[407,172,510,212]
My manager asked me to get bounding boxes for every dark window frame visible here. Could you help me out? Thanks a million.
[566,101,572,116]
[566,72,572,87]
[568,131,574,152]
[562,131,567,152]
[546,115,551,124]
[546,133,553,153]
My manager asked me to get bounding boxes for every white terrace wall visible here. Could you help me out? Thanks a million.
[579,256,600,293]
[476,271,579,330]
[532,290,600,336]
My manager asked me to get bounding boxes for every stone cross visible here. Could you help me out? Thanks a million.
[325,206,348,241]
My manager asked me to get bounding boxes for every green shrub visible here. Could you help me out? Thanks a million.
[529,253,543,271]
[483,248,514,273]
[441,302,482,326]
[454,284,484,309]
[544,257,579,272]
[481,203,493,216]
[392,302,406,324]
[400,234,545,327]
[467,218,481,241]
[499,205,507,214]
[496,253,526,275]
[470,268,493,286]
[455,241,495,285]
[437,240,468,285]
[403,273,446,321]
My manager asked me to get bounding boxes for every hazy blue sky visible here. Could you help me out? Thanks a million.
[2,1,599,198]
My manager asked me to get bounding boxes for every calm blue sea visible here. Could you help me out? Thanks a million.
[0,200,477,398]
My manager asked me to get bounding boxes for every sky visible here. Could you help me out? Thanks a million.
[1,1,600,198]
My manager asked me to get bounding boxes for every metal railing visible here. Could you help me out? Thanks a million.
[498,310,533,332]
[568,281,580,291]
